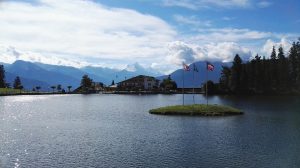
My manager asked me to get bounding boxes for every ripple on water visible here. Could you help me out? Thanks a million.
[0,94,300,167]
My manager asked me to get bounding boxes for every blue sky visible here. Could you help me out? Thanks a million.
[0,0,299,73]
[97,0,300,33]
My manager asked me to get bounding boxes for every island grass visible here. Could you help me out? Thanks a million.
[149,104,243,116]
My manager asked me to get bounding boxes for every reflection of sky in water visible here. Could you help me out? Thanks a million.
[0,95,68,122]
[1,95,66,103]
[0,94,299,167]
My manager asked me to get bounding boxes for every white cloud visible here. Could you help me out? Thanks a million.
[192,28,272,43]
[202,42,252,62]
[261,38,292,57]
[0,0,297,75]
[222,16,235,21]
[166,41,252,66]
[257,1,272,8]
[163,0,250,10]
[173,15,212,27]
[0,0,176,65]
[0,44,90,67]
[166,41,198,65]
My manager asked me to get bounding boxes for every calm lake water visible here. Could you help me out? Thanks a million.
[0,94,300,168]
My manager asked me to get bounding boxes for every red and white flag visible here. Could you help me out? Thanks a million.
[182,63,190,71]
[207,62,214,71]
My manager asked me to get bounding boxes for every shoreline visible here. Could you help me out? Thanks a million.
[1,91,299,96]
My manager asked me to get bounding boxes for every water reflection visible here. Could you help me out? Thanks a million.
[0,94,299,167]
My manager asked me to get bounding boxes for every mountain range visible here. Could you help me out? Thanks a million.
[1,60,228,90]
[1,60,163,91]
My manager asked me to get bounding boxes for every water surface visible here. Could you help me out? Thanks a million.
[0,94,300,167]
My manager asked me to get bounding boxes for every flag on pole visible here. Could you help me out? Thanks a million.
[207,62,214,71]
[193,64,198,72]
[183,63,190,71]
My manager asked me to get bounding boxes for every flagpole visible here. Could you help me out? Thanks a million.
[182,68,185,106]
[206,62,208,106]
[193,64,195,105]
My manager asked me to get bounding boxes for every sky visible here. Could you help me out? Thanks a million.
[0,0,299,74]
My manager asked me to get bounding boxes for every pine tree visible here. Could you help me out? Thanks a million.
[278,45,285,60]
[219,66,231,92]
[296,39,300,87]
[277,46,288,89]
[0,65,6,88]
[231,54,243,93]
[13,76,23,90]
[270,46,278,90]
[288,42,298,87]
[261,56,269,92]
[270,46,277,60]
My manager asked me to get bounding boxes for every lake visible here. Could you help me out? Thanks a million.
[0,94,300,168]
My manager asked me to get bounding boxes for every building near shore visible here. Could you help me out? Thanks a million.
[117,75,159,91]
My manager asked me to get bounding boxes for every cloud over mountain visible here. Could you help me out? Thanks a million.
[0,0,176,64]
[166,41,252,65]
[0,0,298,74]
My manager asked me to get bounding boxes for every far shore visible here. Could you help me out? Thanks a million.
[1,89,299,96]
[0,91,203,96]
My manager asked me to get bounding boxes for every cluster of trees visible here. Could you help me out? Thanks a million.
[50,84,72,93]
[218,38,300,94]
[160,75,177,91]
[80,74,93,93]
[0,65,24,90]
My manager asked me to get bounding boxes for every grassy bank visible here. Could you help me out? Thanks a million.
[0,88,23,95]
[0,88,71,96]
[149,104,243,116]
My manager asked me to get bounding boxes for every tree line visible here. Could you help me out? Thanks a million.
[0,65,73,93]
[218,38,300,94]
[0,65,25,90]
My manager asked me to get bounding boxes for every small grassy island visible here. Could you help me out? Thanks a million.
[149,104,243,116]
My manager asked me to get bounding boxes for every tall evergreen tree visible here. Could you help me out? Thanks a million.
[13,76,23,90]
[296,39,300,87]
[278,45,285,60]
[230,54,243,93]
[288,42,298,86]
[270,46,278,90]
[219,66,231,92]
[261,56,270,91]
[270,46,277,60]
[277,46,288,89]
[0,65,6,88]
